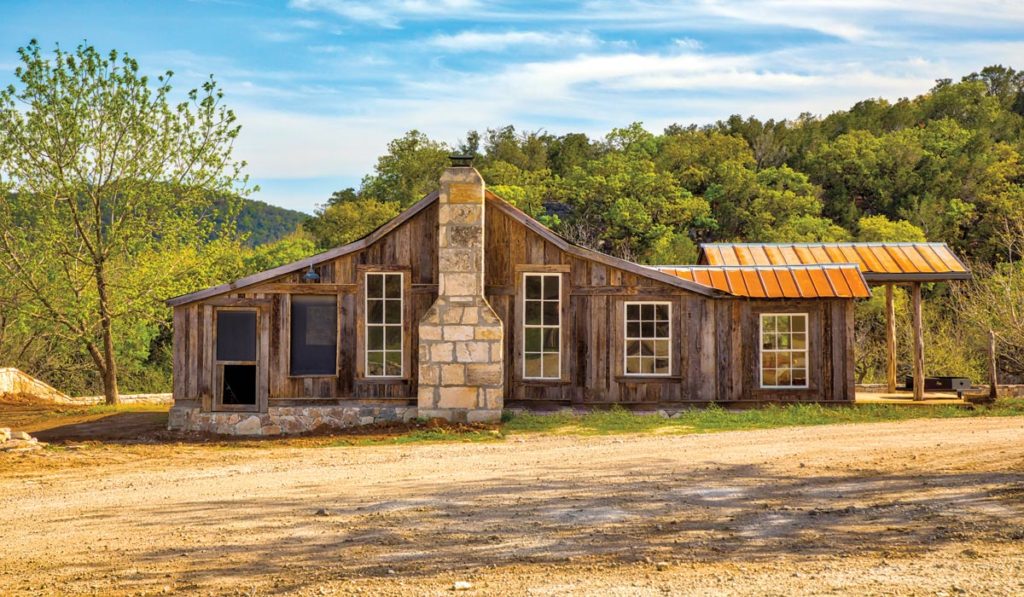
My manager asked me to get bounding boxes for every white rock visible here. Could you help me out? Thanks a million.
[0,427,10,442]
[453,581,473,591]
[234,416,263,435]
[10,431,31,441]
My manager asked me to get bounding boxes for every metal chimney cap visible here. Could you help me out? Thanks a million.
[449,154,474,167]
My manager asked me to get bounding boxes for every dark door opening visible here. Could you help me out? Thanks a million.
[222,364,257,405]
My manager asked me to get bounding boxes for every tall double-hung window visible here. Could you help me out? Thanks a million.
[365,272,404,377]
[523,273,560,379]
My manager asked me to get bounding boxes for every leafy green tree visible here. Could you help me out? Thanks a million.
[359,130,451,206]
[856,215,926,242]
[0,41,250,403]
[558,125,713,262]
[306,197,401,248]
[240,234,318,273]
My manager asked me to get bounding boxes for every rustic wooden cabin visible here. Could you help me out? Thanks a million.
[166,161,877,435]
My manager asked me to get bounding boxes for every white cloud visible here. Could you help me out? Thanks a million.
[673,37,703,50]
[289,0,481,28]
[428,30,600,52]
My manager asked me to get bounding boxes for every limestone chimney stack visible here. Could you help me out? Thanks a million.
[416,158,504,422]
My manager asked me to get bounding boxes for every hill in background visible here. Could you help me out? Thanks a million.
[217,197,308,246]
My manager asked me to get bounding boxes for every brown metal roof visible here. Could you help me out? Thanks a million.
[654,265,872,299]
[696,242,970,282]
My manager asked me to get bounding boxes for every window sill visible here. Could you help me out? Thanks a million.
[616,375,681,383]
[757,386,811,391]
[356,377,411,384]
[517,378,570,386]
[288,373,338,379]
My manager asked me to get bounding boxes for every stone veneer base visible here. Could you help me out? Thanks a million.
[168,403,418,436]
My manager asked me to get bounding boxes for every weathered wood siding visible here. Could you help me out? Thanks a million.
[172,201,438,405]
[172,196,856,410]
[484,202,856,406]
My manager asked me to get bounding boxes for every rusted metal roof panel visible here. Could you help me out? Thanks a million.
[697,242,970,282]
[653,265,871,299]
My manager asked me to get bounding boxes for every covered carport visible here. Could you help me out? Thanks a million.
[698,242,972,400]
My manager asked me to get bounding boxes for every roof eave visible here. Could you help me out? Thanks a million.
[863,272,972,283]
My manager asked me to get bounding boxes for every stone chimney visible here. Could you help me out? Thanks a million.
[417,159,504,422]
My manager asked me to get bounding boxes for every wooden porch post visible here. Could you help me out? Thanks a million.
[911,282,924,401]
[886,283,897,393]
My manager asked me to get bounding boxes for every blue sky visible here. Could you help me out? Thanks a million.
[2,1,1024,213]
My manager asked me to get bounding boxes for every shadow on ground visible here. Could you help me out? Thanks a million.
[50,459,1024,594]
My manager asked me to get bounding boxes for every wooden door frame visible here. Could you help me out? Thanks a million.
[210,306,270,413]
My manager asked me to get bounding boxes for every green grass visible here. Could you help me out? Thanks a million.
[331,427,504,447]
[499,398,1024,437]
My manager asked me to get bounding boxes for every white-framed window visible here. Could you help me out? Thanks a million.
[365,272,403,377]
[624,302,672,376]
[523,273,561,379]
[759,313,808,388]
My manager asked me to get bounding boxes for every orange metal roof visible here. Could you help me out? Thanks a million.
[654,265,871,299]
[696,243,970,282]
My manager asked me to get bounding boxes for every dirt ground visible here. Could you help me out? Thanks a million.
[1,417,1023,596]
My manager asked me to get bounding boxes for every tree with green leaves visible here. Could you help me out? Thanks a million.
[0,41,251,404]
[359,130,451,206]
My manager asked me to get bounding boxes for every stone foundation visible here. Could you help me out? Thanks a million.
[167,403,418,436]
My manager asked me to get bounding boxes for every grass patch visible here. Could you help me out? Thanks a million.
[501,398,1024,437]
[336,427,504,447]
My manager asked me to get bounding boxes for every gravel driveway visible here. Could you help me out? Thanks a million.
[2,417,1023,595]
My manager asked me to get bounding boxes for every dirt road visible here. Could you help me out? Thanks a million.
[2,417,1023,596]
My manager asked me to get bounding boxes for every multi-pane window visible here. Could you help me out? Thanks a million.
[290,295,337,376]
[523,273,560,379]
[760,313,808,388]
[624,302,671,376]
[365,272,403,377]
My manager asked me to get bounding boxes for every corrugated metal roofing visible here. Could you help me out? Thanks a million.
[697,242,970,282]
[654,264,872,299]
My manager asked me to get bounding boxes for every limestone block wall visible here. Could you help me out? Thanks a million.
[416,165,504,422]
[168,404,418,435]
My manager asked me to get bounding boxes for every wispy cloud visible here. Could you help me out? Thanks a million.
[289,0,481,28]
[428,30,600,52]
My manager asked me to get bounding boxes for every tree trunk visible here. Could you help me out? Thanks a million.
[94,259,120,406]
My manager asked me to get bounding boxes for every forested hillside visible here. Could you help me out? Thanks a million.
[220,198,307,246]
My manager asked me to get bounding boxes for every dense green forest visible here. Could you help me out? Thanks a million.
[222,197,308,246]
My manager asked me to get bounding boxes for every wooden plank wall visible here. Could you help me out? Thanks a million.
[171,197,856,409]
[483,203,856,407]
[172,201,438,405]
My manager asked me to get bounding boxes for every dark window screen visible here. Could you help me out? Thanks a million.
[290,295,338,375]
[216,311,256,362]
[222,364,256,405]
